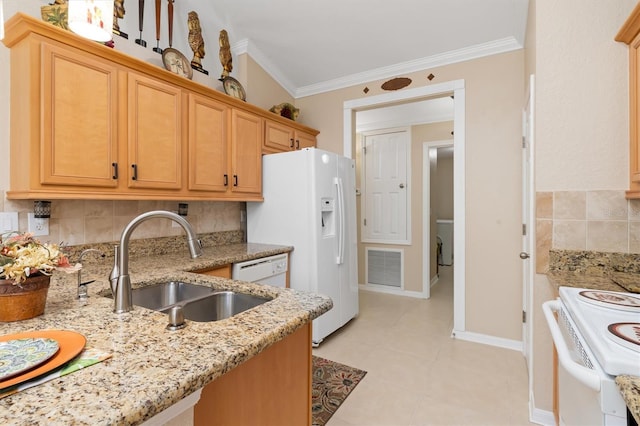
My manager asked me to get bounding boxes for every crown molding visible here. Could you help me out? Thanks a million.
[232,38,298,98]
[235,36,521,99]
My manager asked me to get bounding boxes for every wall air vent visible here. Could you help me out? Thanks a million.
[366,248,403,287]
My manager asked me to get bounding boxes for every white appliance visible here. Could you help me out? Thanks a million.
[543,286,640,426]
[247,148,359,345]
[436,219,453,266]
[232,253,288,287]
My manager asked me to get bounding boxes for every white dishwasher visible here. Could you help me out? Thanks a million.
[232,253,288,287]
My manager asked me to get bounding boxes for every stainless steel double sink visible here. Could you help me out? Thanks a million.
[131,281,271,322]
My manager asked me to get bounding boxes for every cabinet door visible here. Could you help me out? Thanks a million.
[631,33,640,190]
[41,43,119,187]
[230,109,262,195]
[188,94,229,192]
[264,119,294,152]
[295,130,317,150]
[127,73,182,190]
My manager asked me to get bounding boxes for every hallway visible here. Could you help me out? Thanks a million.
[313,266,534,425]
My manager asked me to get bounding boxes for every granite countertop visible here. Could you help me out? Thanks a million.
[616,376,640,424]
[546,270,631,293]
[0,239,333,425]
[546,250,640,424]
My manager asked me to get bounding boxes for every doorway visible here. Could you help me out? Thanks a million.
[423,141,454,299]
[343,80,467,335]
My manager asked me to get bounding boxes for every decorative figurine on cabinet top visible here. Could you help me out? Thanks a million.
[270,102,300,121]
[113,0,128,39]
[187,11,208,75]
[218,29,233,80]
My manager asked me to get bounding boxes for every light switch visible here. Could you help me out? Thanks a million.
[0,212,19,236]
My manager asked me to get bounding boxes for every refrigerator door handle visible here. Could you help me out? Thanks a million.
[335,177,345,265]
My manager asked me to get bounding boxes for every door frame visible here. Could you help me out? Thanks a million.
[523,74,536,401]
[343,79,467,335]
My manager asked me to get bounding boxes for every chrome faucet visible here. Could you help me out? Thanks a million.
[77,249,105,300]
[110,210,203,313]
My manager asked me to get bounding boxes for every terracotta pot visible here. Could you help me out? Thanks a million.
[0,274,51,322]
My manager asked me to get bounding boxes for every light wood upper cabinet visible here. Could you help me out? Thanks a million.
[617,3,640,199]
[231,109,263,195]
[188,97,261,197]
[2,13,318,201]
[127,73,183,190]
[295,130,317,150]
[264,119,295,152]
[41,43,119,188]
[264,119,317,153]
[188,94,229,193]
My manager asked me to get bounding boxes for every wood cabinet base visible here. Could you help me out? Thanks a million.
[194,322,312,426]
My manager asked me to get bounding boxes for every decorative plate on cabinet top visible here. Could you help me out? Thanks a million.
[162,48,193,80]
[222,76,246,101]
[0,338,59,380]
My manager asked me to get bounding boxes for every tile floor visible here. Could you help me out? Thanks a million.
[312,266,535,426]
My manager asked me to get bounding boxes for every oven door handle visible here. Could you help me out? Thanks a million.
[542,300,601,392]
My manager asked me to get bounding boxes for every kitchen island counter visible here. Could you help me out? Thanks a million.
[0,240,332,425]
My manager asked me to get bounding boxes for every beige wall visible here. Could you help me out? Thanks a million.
[435,153,454,220]
[300,50,525,341]
[528,0,639,416]
[243,55,294,112]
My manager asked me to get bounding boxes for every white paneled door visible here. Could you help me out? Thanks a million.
[362,128,410,244]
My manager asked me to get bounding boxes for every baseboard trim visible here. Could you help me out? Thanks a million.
[430,274,439,287]
[529,404,555,426]
[452,329,523,352]
[359,284,427,299]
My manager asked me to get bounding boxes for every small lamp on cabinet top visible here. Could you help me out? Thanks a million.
[68,0,114,42]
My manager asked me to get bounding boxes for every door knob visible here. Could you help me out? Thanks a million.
[519,252,530,259]
[399,183,405,189]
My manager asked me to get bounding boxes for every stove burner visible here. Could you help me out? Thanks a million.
[607,322,640,353]
[578,290,640,312]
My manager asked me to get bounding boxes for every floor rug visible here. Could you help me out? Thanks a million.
[312,355,367,426]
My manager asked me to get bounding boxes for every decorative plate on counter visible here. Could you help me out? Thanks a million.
[578,290,640,312]
[0,330,86,388]
[607,323,640,353]
[0,338,59,380]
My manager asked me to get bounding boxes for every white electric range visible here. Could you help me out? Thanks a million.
[543,286,640,426]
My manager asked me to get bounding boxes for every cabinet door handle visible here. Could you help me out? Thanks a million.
[131,164,138,181]
[290,138,294,148]
[233,175,238,187]
[223,174,228,186]
[112,163,118,179]
[295,139,300,150]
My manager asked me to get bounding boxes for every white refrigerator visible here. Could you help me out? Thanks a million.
[246,148,359,345]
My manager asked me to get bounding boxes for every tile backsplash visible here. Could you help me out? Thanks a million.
[1,193,244,246]
[536,190,640,272]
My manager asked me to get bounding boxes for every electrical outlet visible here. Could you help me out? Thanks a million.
[172,211,181,228]
[0,212,19,236]
[27,213,49,236]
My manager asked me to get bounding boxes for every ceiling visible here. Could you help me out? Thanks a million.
[182,0,529,98]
